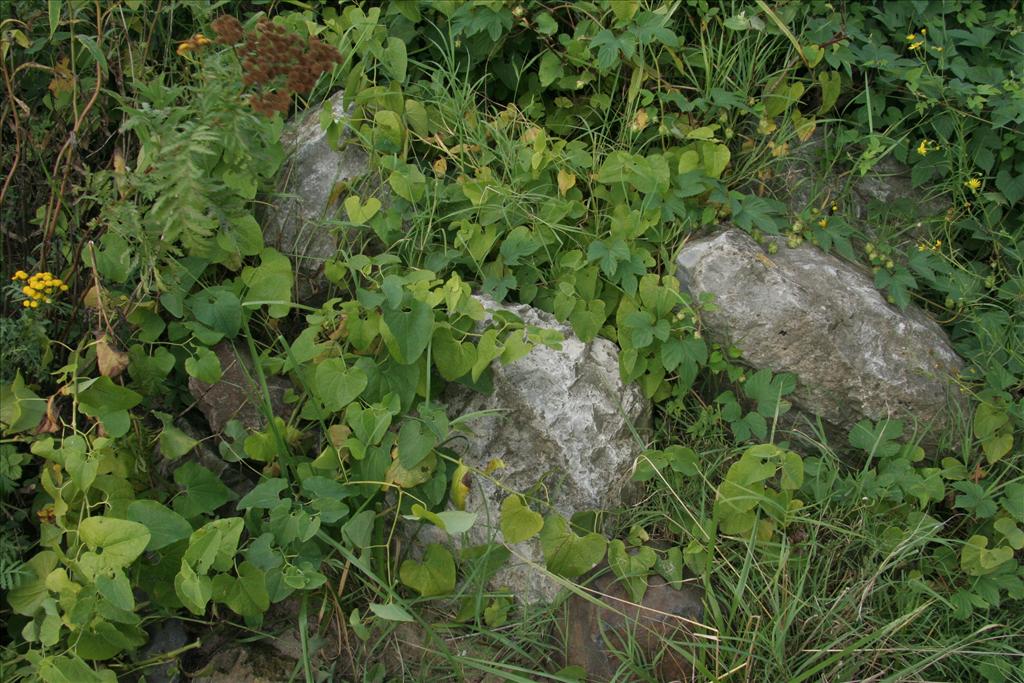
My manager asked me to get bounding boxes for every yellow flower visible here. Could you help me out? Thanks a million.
[906,33,917,41]
[965,177,982,191]
[21,300,30,308]
[11,270,27,280]
[29,301,38,308]
[909,41,924,50]
[917,140,930,156]
[818,218,828,228]
[60,284,69,291]
[177,41,192,56]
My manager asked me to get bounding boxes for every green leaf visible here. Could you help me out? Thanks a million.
[217,561,270,617]
[818,71,841,114]
[78,517,150,578]
[75,376,142,438]
[127,500,192,551]
[0,372,46,435]
[315,359,368,412]
[344,195,382,225]
[500,495,544,544]
[607,540,657,602]
[237,478,289,509]
[993,517,1024,550]
[381,36,408,82]
[185,346,222,384]
[7,551,57,616]
[96,570,135,612]
[47,0,61,38]
[174,560,212,615]
[369,602,414,622]
[36,654,117,683]
[242,248,293,318]
[699,141,731,179]
[499,226,540,265]
[1003,483,1024,523]
[539,515,607,578]
[398,420,435,469]
[961,535,1014,576]
[848,419,903,458]
[185,518,244,574]
[407,504,477,535]
[387,163,426,202]
[432,327,477,381]
[154,411,198,460]
[173,462,237,518]
[189,288,242,337]
[381,299,434,364]
[75,35,108,76]
[539,51,563,87]
[982,433,1013,465]
[399,543,456,597]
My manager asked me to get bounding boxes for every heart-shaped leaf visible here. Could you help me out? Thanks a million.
[400,543,456,597]
[539,514,607,578]
[500,495,543,544]
[344,195,382,225]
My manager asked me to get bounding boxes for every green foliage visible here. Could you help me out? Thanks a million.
[1,0,1022,680]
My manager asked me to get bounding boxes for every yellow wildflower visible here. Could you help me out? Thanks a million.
[906,34,917,41]
[909,41,924,50]
[965,177,982,191]
[21,300,30,308]
[29,301,38,309]
[11,270,27,280]
[21,286,33,296]
[917,140,930,156]
[818,218,828,228]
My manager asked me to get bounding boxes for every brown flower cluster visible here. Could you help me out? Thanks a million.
[211,15,342,116]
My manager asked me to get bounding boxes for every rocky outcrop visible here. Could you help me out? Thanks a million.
[676,229,964,444]
[262,90,380,303]
[430,296,651,603]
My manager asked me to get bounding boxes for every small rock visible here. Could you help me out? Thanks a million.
[676,229,965,446]
[438,296,651,603]
[187,341,290,435]
[137,619,188,683]
[262,90,381,303]
[562,568,704,682]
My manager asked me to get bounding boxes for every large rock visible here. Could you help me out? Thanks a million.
[263,90,379,302]
[676,229,964,444]
[435,297,651,603]
[562,568,704,681]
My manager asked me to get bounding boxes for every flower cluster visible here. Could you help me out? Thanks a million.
[916,139,940,156]
[10,270,68,308]
[917,239,943,253]
[906,28,926,50]
[177,33,212,57]
[211,16,343,116]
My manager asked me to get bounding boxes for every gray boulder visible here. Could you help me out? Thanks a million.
[676,229,964,445]
[434,296,650,603]
[263,90,379,302]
